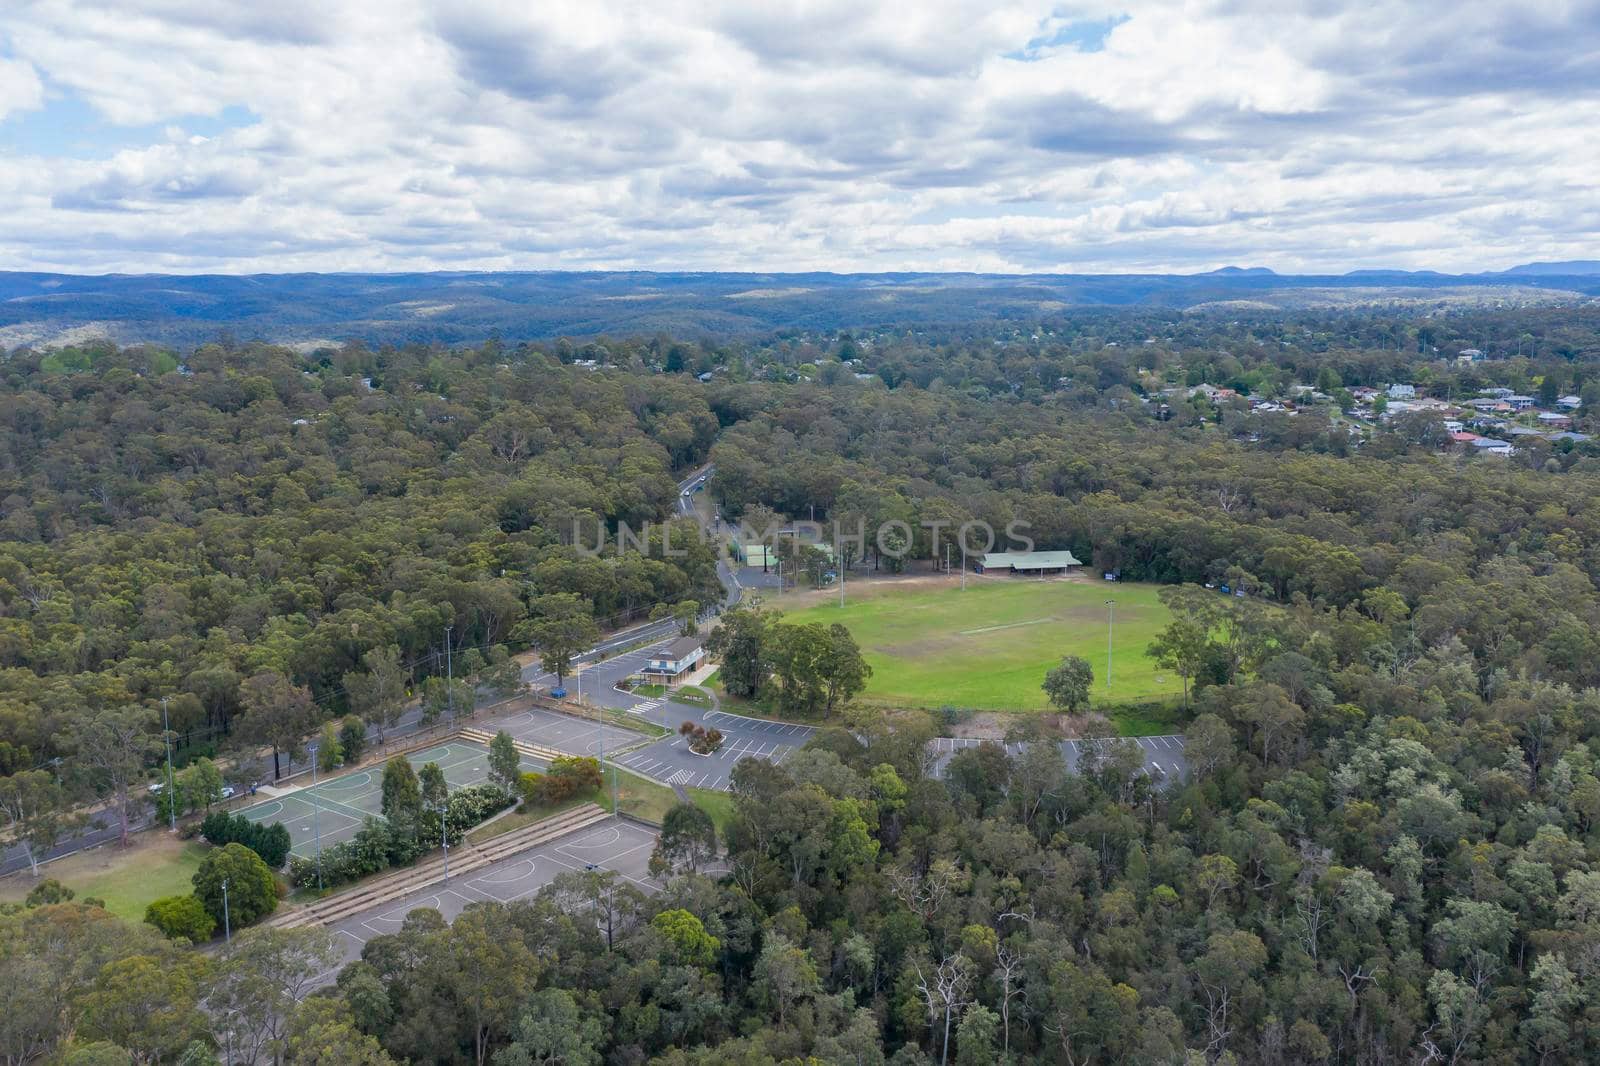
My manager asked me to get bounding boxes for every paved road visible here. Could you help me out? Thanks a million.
[0,810,155,878]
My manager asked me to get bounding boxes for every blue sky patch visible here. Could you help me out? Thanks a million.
[1008,14,1131,60]
[0,92,257,159]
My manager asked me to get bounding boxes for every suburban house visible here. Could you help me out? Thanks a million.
[643,636,706,684]
[1387,383,1416,399]
[1538,412,1573,428]
[1469,437,1514,457]
[975,550,1083,576]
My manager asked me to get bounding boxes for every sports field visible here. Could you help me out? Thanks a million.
[236,740,541,859]
[777,577,1175,712]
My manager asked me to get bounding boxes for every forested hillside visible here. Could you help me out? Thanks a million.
[0,338,722,790]
[6,313,1600,1064]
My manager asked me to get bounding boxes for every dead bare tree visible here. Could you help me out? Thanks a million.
[912,953,974,1066]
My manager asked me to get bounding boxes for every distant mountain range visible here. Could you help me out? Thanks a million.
[1495,261,1600,276]
[1,263,1596,349]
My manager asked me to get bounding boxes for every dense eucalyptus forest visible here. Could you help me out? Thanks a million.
[6,308,1600,1064]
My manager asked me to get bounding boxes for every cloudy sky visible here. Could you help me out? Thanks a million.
[0,0,1596,275]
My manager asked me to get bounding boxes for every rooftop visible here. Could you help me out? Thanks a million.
[980,550,1084,570]
[659,635,705,661]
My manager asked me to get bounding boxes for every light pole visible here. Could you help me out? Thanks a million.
[445,624,455,720]
[307,742,324,892]
[437,791,450,882]
[1105,599,1116,690]
[161,696,176,832]
[221,877,232,943]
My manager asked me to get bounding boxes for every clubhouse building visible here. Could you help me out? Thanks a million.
[642,635,707,684]
[974,549,1084,576]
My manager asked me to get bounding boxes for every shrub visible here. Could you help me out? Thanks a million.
[144,894,217,942]
[286,785,514,890]
[534,756,603,802]
[678,721,723,755]
[519,771,546,808]
[199,811,292,868]
[25,879,75,907]
[193,843,277,928]
[447,782,516,828]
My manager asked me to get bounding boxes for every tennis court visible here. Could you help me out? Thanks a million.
[237,739,542,858]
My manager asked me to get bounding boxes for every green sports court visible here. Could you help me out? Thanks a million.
[235,739,543,859]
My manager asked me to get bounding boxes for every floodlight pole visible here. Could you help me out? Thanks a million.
[439,791,450,882]
[961,543,967,591]
[308,743,324,891]
[1105,599,1116,690]
[445,624,454,720]
[838,536,845,608]
[221,878,231,943]
[161,696,176,832]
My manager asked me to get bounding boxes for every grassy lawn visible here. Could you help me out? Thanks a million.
[0,834,209,923]
[670,685,713,708]
[601,767,680,824]
[688,788,736,836]
[466,793,597,844]
[630,683,667,698]
[778,578,1178,715]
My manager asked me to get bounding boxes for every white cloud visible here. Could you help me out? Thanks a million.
[0,0,1596,273]
[0,57,44,120]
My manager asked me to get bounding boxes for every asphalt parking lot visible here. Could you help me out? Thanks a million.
[496,704,644,758]
[318,817,659,976]
[615,708,815,791]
